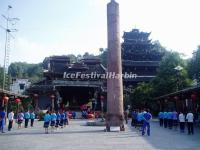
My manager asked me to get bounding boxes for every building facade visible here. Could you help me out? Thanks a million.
[10,78,31,95]
[122,29,165,89]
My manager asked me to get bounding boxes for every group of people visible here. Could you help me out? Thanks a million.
[0,107,36,133]
[131,109,152,136]
[43,110,69,134]
[158,110,194,135]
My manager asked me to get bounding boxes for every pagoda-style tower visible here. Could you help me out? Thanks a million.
[122,29,165,88]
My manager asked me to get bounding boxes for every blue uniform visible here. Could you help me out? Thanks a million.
[163,112,168,119]
[51,113,57,121]
[60,113,65,126]
[50,113,57,126]
[0,111,6,132]
[137,113,143,122]
[24,112,30,119]
[30,113,35,119]
[44,114,51,128]
[142,112,152,136]
[44,114,51,122]
[30,112,35,127]
[24,112,30,128]
[158,112,164,126]
[56,113,61,127]
[158,112,164,119]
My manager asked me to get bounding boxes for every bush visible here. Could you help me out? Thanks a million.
[37,111,45,121]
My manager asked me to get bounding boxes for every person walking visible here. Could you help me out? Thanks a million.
[179,111,185,133]
[44,111,51,134]
[131,110,138,127]
[24,110,30,128]
[59,110,65,128]
[50,111,57,132]
[30,111,35,127]
[158,111,164,127]
[0,107,6,133]
[186,111,194,135]
[172,110,178,130]
[8,109,14,131]
[17,110,24,129]
[163,111,168,128]
[64,110,69,125]
[142,109,152,136]
[55,111,60,129]
[168,111,173,129]
[124,109,129,124]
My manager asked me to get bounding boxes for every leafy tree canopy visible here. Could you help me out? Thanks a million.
[8,62,43,83]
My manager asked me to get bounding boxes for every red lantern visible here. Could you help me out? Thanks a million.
[15,98,21,104]
[191,93,197,100]
[100,96,104,101]
[34,94,38,97]
[50,95,55,99]
[3,96,9,104]
[174,96,179,100]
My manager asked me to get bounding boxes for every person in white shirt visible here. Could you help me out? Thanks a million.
[8,109,14,131]
[186,111,194,135]
[178,112,185,133]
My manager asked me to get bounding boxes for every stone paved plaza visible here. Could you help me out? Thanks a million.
[0,120,200,150]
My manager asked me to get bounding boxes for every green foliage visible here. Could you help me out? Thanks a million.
[66,54,77,63]
[98,48,107,67]
[0,67,3,89]
[0,66,11,90]
[152,52,191,97]
[37,111,45,121]
[8,62,43,83]
[21,98,33,111]
[188,46,200,82]
[129,51,192,110]
[130,82,153,108]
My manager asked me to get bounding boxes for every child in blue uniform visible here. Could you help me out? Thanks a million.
[163,111,168,128]
[60,110,65,128]
[55,111,61,129]
[24,110,30,128]
[63,110,69,126]
[44,111,51,134]
[158,111,164,127]
[30,111,35,127]
[50,111,57,132]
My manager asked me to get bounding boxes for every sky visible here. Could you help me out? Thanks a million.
[0,0,200,65]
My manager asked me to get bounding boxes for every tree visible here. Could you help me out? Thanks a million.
[0,67,4,89]
[129,51,192,112]
[98,48,107,67]
[130,82,153,109]
[66,54,77,63]
[83,52,94,58]
[188,46,200,82]
[152,52,191,97]
[8,62,43,83]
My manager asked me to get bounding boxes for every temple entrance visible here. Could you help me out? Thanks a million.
[57,86,98,110]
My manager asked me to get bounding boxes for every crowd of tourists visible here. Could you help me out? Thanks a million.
[131,109,152,136]
[158,110,194,135]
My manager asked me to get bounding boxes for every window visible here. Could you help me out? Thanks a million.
[19,84,25,90]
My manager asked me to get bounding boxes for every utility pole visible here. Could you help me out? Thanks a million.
[0,5,19,90]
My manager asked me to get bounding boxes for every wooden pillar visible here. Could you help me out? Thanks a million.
[34,94,39,111]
